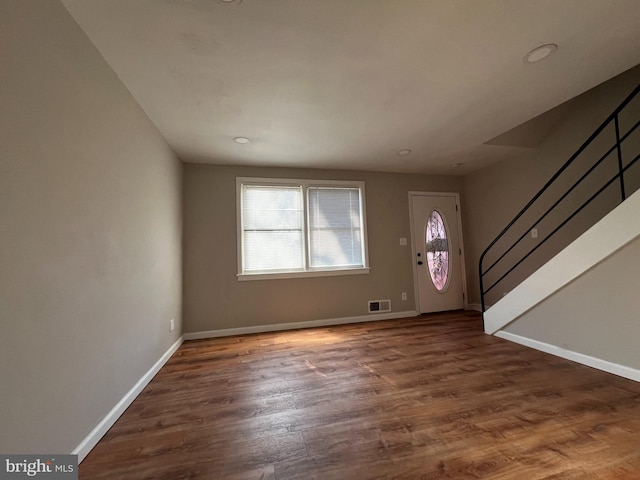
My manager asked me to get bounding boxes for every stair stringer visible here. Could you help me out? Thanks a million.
[484,188,640,335]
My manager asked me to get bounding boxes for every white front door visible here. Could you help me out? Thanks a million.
[410,193,465,313]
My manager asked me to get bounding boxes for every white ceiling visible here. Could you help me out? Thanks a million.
[62,0,640,175]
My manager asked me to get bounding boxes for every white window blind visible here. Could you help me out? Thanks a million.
[238,178,369,279]
[308,187,364,268]
[241,185,304,272]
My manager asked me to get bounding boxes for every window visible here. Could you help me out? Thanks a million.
[237,178,369,280]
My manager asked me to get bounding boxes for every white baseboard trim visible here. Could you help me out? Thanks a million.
[495,330,640,383]
[73,336,184,462]
[466,303,482,312]
[184,311,419,340]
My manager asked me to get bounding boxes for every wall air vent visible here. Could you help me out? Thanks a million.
[368,300,391,313]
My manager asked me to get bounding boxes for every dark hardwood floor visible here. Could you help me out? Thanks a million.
[80,311,640,479]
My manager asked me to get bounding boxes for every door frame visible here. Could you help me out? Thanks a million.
[408,191,469,313]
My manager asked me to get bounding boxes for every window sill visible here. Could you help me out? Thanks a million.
[237,267,370,282]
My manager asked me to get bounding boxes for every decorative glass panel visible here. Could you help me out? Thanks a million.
[425,210,450,291]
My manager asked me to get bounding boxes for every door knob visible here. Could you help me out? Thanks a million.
[417,261,423,265]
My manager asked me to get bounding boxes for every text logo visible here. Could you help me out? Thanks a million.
[1,456,77,480]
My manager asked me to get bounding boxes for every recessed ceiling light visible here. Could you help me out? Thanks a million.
[218,0,241,4]
[450,163,464,169]
[233,137,250,144]
[523,43,558,64]
[398,149,412,156]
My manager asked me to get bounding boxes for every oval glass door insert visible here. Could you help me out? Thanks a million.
[425,210,450,291]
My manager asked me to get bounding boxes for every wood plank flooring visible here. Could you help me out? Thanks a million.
[79,311,640,479]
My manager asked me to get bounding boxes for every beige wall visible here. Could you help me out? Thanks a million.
[183,164,461,332]
[0,1,182,453]
[462,65,640,307]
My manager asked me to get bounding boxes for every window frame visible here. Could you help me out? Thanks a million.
[236,177,370,281]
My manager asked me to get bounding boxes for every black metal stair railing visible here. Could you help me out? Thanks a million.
[479,82,640,313]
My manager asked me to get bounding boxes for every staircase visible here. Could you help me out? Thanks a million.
[479,82,640,377]
[484,188,640,334]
